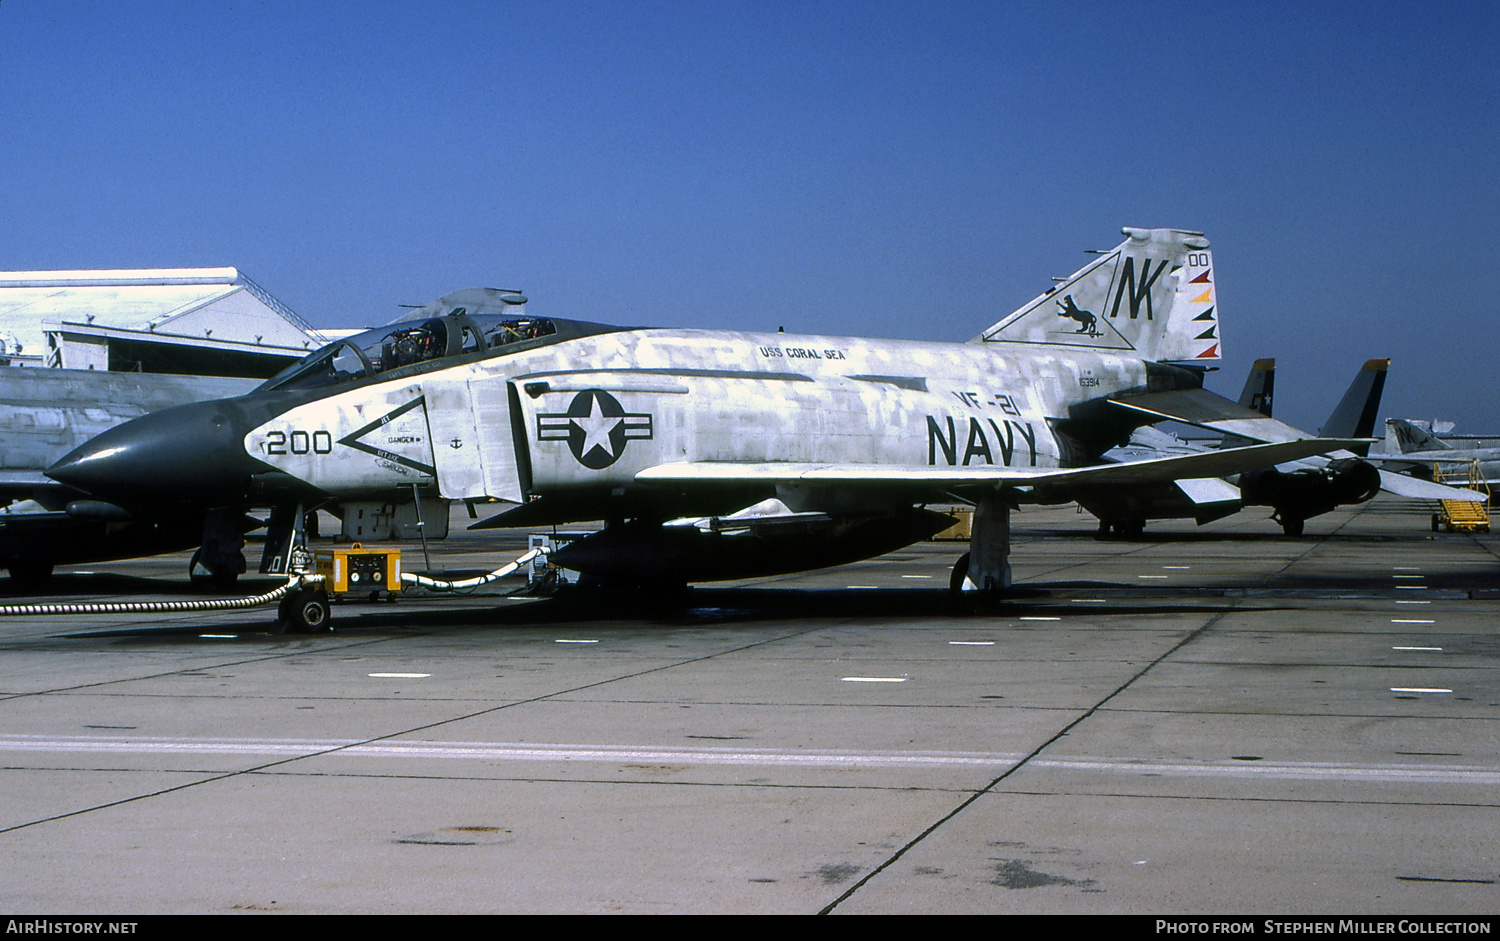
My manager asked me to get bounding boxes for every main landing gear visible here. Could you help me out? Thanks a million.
[1273,512,1305,537]
[951,492,1012,607]
[5,560,54,593]
[1095,518,1145,539]
[191,508,248,592]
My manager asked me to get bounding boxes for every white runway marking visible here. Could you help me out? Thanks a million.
[0,735,1012,768]
[369,673,430,678]
[841,676,907,683]
[2,736,1495,783]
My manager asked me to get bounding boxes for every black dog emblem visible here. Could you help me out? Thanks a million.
[1056,294,1099,336]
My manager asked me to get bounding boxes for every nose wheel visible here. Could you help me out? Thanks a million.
[274,587,331,633]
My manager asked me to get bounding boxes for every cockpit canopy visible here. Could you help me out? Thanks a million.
[257,308,619,394]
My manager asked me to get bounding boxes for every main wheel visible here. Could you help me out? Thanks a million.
[949,552,971,594]
[189,548,240,593]
[6,560,54,593]
[1280,516,1304,537]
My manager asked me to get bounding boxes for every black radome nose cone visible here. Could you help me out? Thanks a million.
[47,399,270,506]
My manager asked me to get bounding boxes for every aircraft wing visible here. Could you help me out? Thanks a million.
[1108,388,1316,444]
[0,471,56,491]
[0,472,76,507]
[0,475,72,524]
[635,438,1368,495]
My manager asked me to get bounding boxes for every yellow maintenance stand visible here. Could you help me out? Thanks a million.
[1432,460,1491,533]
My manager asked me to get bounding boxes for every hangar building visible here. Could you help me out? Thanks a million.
[0,268,327,378]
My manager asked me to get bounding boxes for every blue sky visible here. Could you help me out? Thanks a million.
[2,1,1496,434]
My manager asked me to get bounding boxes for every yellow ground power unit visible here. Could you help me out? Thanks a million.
[313,544,402,595]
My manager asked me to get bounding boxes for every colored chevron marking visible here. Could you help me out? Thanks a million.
[1190,269,1212,283]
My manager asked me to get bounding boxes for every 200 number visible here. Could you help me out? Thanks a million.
[266,430,333,455]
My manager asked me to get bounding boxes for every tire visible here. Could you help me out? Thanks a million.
[6,560,54,593]
[1281,516,1304,537]
[277,589,331,633]
[949,552,970,594]
[189,549,240,593]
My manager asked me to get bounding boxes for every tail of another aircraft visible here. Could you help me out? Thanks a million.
[1319,359,1389,452]
[1237,358,1275,416]
[976,227,1221,364]
[1386,418,1448,454]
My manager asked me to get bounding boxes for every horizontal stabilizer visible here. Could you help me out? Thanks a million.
[1110,389,1349,446]
[1377,470,1487,502]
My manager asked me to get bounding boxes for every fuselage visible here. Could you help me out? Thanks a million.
[46,319,1189,526]
[244,326,1165,513]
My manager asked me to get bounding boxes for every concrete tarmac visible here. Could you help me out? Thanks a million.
[0,496,1496,914]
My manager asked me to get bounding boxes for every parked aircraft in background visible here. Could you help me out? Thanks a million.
[1369,419,1500,493]
[49,227,1368,613]
[1083,357,1276,535]
[1090,359,1485,536]
[1089,358,1378,536]
[0,368,256,588]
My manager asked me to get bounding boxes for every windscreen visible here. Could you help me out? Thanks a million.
[257,312,590,393]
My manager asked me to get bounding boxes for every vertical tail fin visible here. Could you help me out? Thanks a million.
[1319,358,1389,456]
[1385,418,1447,453]
[1237,358,1275,416]
[976,227,1221,364]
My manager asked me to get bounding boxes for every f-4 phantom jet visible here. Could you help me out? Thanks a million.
[48,228,1366,598]
[1088,359,1486,536]
[1369,420,1500,492]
